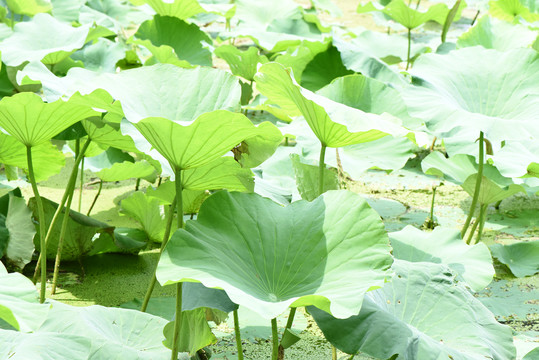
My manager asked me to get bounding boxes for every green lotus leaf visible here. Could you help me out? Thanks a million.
[300,45,354,91]
[147,182,209,215]
[139,0,206,19]
[234,122,284,168]
[0,331,92,360]
[0,13,90,66]
[389,225,494,291]
[163,308,216,355]
[133,39,194,68]
[489,0,539,22]
[0,92,99,147]
[462,174,525,205]
[97,160,158,183]
[490,241,539,277]
[19,63,241,123]
[404,47,539,143]
[6,0,51,16]
[134,111,281,170]
[214,45,267,81]
[120,191,172,243]
[490,141,539,178]
[157,190,393,320]
[30,197,115,260]
[0,134,65,182]
[182,157,254,192]
[255,62,405,148]
[88,227,148,256]
[1,193,36,270]
[82,117,139,153]
[81,0,152,30]
[457,16,538,50]
[311,0,343,16]
[133,15,212,67]
[274,39,331,83]
[290,154,339,201]
[71,38,127,73]
[85,147,134,173]
[383,0,450,28]
[310,260,516,359]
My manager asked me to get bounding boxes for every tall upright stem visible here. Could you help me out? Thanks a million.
[141,197,177,312]
[406,29,412,70]
[171,167,184,360]
[27,145,47,303]
[233,309,244,360]
[278,307,297,357]
[460,131,485,238]
[332,346,337,360]
[86,180,103,216]
[319,144,327,196]
[271,318,279,360]
[471,204,488,245]
[78,156,84,212]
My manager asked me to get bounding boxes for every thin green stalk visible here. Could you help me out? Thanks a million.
[78,155,84,212]
[319,144,327,196]
[471,10,480,25]
[27,145,47,303]
[406,29,412,70]
[10,9,14,29]
[332,345,337,360]
[471,204,488,245]
[51,190,76,295]
[283,307,296,332]
[86,180,103,217]
[171,167,184,360]
[347,354,356,360]
[460,131,485,238]
[32,138,91,282]
[171,282,183,360]
[271,318,279,360]
[135,178,141,191]
[465,217,480,245]
[233,309,244,360]
[141,197,177,312]
[415,0,421,9]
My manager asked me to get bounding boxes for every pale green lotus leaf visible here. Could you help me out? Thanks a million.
[120,191,170,243]
[0,13,90,66]
[157,190,393,320]
[133,15,212,67]
[97,160,158,182]
[78,0,151,31]
[462,174,525,204]
[489,0,539,22]
[0,134,65,182]
[255,62,405,148]
[490,241,539,277]
[162,308,216,355]
[290,154,339,201]
[131,39,194,68]
[0,92,98,147]
[19,63,242,123]
[310,260,516,359]
[234,122,284,168]
[6,0,51,16]
[389,225,494,291]
[182,157,254,192]
[300,45,354,91]
[134,111,281,170]
[457,16,538,50]
[82,117,139,153]
[490,140,539,178]
[214,45,267,81]
[71,38,127,73]
[404,47,539,143]
[311,0,342,16]
[274,39,330,83]
[3,195,36,270]
[139,0,206,19]
[146,182,209,214]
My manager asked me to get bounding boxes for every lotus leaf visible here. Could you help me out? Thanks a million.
[157,190,393,320]
[6,0,52,16]
[310,260,516,359]
[0,194,35,270]
[214,45,267,81]
[490,241,539,277]
[97,160,158,183]
[299,45,354,92]
[404,47,539,143]
[71,38,127,73]
[139,0,207,19]
[389,225,494,291]
[290,154,339,201]
[255,62,405,148]
[162,308,217,355]
[0,13,90,66]
[181,157,254,192]
[133,15,212,67]
[489,0,539,21]
[120,191,170,243]
[462,174,525,205]
[490,141,539,178]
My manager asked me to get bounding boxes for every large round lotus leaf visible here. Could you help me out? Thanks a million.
[389,225,494,291]
[0,92,98,147]
[490,140,539,178]
[310,260,516,359]
[133,111,281,170]
[404,47,539,143]
[457,16,538,51]
[0,13,90,66]
[138,0,206,19]
[490,241,539,277]
[254,62,405,148]
[18,62,242,123]
[157,190,393,320]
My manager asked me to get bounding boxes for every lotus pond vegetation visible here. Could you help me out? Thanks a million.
[0,0,537,359]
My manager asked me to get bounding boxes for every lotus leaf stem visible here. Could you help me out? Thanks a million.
[86,180,103,217]
[233,309,244,360]
[465,217,480,245]
[135,178,141,191]
[460,131,484,239]
[171,167,184,360]
[415,0,421,10]
[332,345,337,360]
[319,144,327,196]
[78,155,84,212]
[471,204,488,245]
[141,197,177,312]
[32,138,91,282]
[27,145,47,303]
[283,307,296,332]
[406,29,412,70]
[271,318,279,360]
